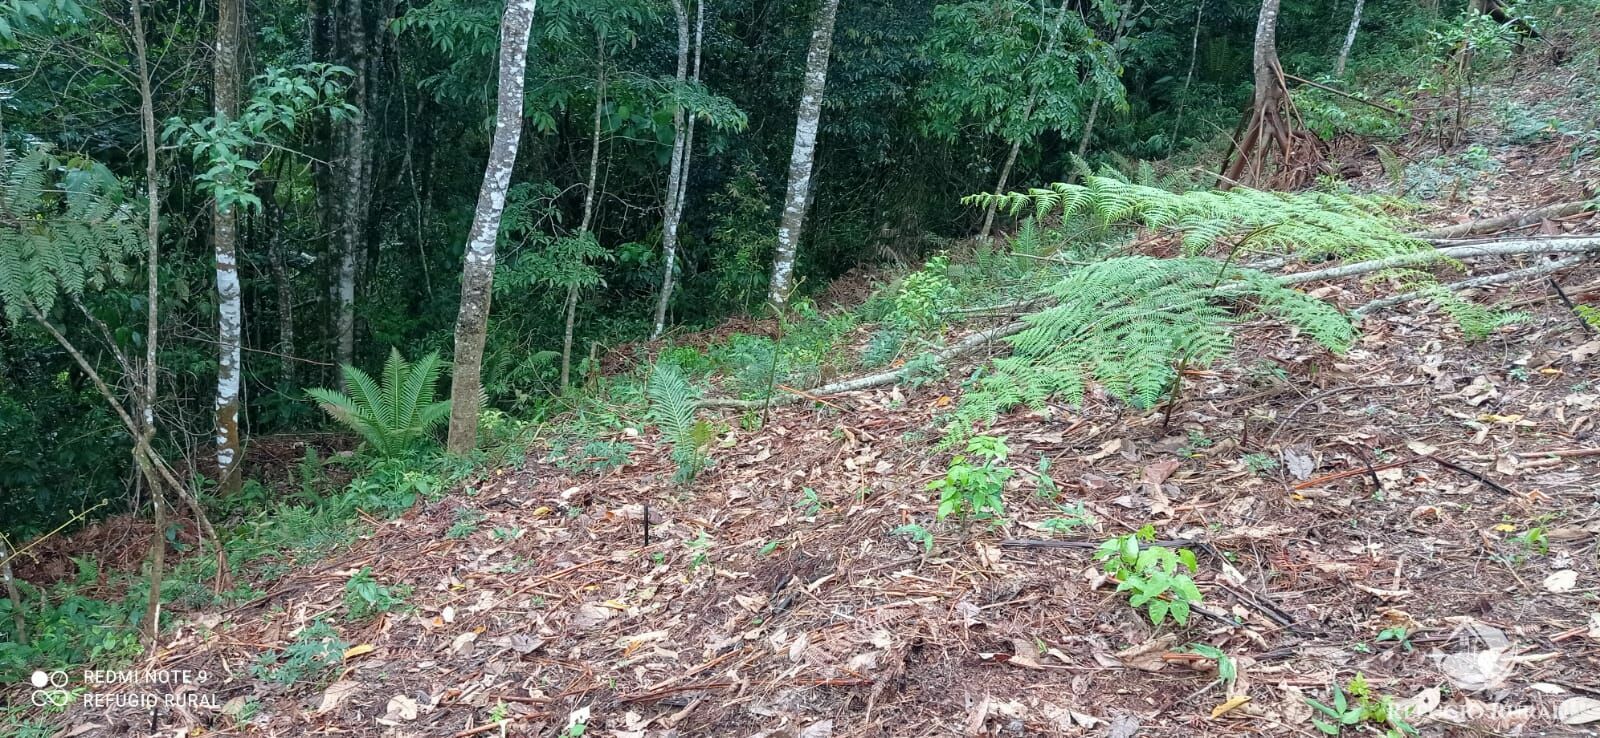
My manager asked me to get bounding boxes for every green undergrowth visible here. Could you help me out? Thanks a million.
[0,427,500,687]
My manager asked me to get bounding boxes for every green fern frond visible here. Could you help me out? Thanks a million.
[951,256,1354,434]
[0,145,143,324]
[968,176,1426,263]
[646,363,708,483]
[309,349,450,458]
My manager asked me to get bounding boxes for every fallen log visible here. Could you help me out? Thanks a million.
[1278,237,1600,284]
[697,319,1029,410]
[1409,199,1592,240]
[1352,254,1588,316]
[699,239,1600,408]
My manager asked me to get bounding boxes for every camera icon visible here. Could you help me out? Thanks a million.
[29,670,72,707]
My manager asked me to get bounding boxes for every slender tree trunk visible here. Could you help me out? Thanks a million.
[128,0,169,642]
[335,0,370,373]
[1252,0,1281,115]
[651,0,693,338]
[1074,2,1130,164]
[979,139,1021,238]
[766,0,841,309]
[561,37,606,392]
[980,0,1069,230]
[1219,0,1286,189]
[269,212,295,388]
[1335,0,1364,76]
[213,0,244,494]
[445,0,539,454]
[677,0,704,216]
[1168,0,1205,155]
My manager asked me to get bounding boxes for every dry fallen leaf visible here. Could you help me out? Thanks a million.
[377,694,419,725]
[1395,687,1440,720]
[317,680,361,715]
[1544,570,1578,593]
[1559,697,1600,724]
[1114,634,1177,672]
[342,643,375,661]
[1211,694,1250,718]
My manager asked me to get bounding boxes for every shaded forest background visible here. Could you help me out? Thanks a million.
[0,0,1501,533]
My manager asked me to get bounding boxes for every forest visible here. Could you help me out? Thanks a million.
[2,0,1600,732]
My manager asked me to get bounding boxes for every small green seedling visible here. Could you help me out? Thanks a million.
[686,531,712,570]
[795,486,823,517]
[1093,525,1203,626]
[1306,673,1418,737]
[1376,626,1414,652]
[343,567,410,621]
[929,435,1012,521]
[1182,643,1237,691]
[894,523,935,553]
[1040,501,1096,535]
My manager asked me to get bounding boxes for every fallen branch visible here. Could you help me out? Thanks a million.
[1409,200,1593,240]
[1352,254,1588,316]
[1279,238,1600,284]
[700,240,1596,410]
[698,320,1028,410]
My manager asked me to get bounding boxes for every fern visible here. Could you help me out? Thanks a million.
[950,256,1353,435]
[646,363,712,483]
[0,146,143,323]
[307,348,451,458]
[967,174,1426,264]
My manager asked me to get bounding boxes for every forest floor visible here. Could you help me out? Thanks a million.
[15,42,1600,738]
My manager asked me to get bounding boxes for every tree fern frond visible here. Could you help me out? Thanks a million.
[951,256,1355,434]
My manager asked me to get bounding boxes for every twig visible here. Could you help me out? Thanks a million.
[1291,457,1417,490]
[1280,238,1600,284]
[1264,383,1426,446]
[1000,538,1190,550]
[1424,454,1517,496]
[1282,72,1403,116]
[1409,200,1594,240]
[449,719,517,738]
[1548,276,1595,334]
[620,677,871,703]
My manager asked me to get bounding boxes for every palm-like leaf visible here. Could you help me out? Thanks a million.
[309,348,451,458]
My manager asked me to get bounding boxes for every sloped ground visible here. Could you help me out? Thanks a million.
[15,30,1600,738]
[30,268,1600,737]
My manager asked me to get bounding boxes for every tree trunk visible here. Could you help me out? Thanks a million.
[766,0,841,309]
[1218,0,1302,189]
[1075,2,1130,164]
[446,0,539,454]
[213,0,244,495]
[269,213,295,389]
[128,0,170,641]
[651,0,693,339]
[561,36,606,392]
[1335,0,1364,76]
[1168,0,1205,155]
[979,139,1021,238]
[335,0,370,373]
